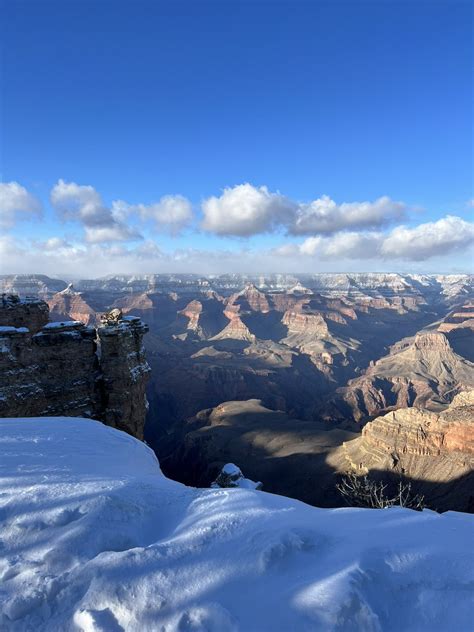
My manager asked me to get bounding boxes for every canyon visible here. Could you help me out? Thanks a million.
[1,272,472,511]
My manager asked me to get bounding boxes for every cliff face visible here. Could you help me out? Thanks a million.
[97,315,151,439]
[322,331,474,423]
[0,295,150,439]
[339,391,474,511]
[0,294,49,332]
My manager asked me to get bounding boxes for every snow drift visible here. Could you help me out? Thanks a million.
[0,417,472,631]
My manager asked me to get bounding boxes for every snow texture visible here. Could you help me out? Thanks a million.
[0,417,473,632]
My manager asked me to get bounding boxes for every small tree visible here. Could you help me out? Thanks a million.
[337,472,425,510]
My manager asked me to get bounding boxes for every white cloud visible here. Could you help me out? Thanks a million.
[299,232,382,259]
[0,182,42,229]
[320,232,383,259]
[50,180,141,243]
[51,180,105,224]
[201,185,407,237]
[381,215,474,261]
[134,240,164,259]
[0,234,21,258]
[41,237,73,251]
[124,195,193,234]
[84,225,141,243]
[271,243,300,257]
[291,195,407,235]
[295,215,474,261]
[298,236,324,256]
[201,183,296,236]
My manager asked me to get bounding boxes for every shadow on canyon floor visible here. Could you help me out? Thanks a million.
[148,405,474,514]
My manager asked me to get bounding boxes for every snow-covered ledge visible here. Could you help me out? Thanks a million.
[0,416,472,631]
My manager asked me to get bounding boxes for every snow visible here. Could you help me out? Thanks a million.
[42,321,82,329]
[211,463,263,491]
[221,463,242,476]
[0,418,473,632]
[0,326,29,334]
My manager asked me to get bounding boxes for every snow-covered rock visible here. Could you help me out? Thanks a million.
[0,417,473,631]
[211,462,263,490]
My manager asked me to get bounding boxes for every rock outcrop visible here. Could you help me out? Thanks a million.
[178,300,204,337]
[0,296,150,439]
[281,307,330,337]
[227,284,270,313]
[47,284,97,325]
[339,391,474,511]
[97,315,151,439]
[211,462,263,490]
[210,316,256,342]
[322,331,474,423]
[1,294,49,332]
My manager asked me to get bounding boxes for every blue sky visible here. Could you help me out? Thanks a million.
[1,0,473,276]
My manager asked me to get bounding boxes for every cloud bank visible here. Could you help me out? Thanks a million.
[294,216,474,261]
[1,179,473,276]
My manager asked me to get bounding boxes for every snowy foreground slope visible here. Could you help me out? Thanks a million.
[0,419,473,632]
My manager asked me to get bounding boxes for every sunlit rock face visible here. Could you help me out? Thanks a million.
[321,330,474,423]
[47,284,97,325]
[341,391,474,512]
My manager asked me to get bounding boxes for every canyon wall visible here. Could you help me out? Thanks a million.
[336,390,474,511]
[0,294,150,439]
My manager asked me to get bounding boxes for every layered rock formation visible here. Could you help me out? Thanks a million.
[0,296,150,439]
[339,391,474,511]
[322,331,474,423]
[161,393,474,512]
[2,272,472,303]
[282,307,330,336]
[47,284,97,325]
[1,293,49,332]
[227,284,270,313]
[3,320,100,419]
[98,315,151,439]
[179,299,203,335]
[210,315,256,342]
[4,272,473,451]
[0,274,67,298]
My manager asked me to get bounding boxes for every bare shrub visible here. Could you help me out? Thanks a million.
[337,473,425,510]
